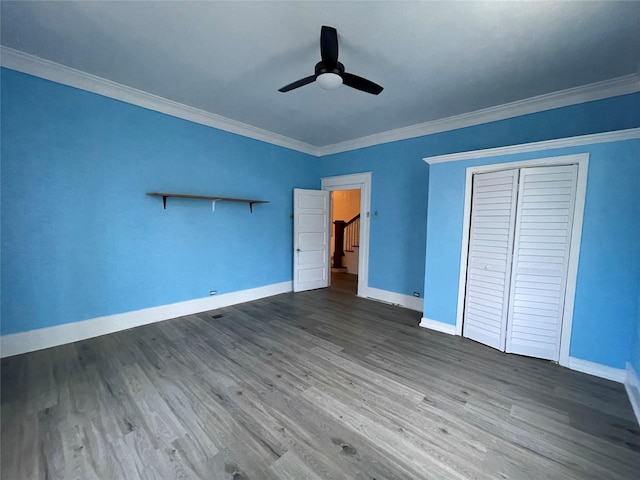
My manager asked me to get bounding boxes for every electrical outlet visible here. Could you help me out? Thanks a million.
[413,291,420,297]
[210,290,217,296]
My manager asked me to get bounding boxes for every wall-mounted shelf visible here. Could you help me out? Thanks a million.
[147,192,269,213]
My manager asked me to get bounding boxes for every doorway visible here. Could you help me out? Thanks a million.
[321,172,372,298]
[330,189,360,295]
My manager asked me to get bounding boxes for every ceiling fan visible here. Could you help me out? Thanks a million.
[278,26,383,95]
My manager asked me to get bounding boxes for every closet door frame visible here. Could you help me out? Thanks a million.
[455,153,589,367]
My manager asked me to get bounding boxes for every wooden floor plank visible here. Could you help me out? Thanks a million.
[2,286,638,479]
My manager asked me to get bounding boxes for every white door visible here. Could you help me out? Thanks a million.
[505,165,578,361]
[463,169,519,350]
[463,164,578,361]
[293,189,330,292]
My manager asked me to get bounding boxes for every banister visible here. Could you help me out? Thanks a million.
[333,214,361,268]
[346,214,360,226]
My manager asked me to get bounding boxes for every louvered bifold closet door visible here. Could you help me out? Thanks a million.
[505,165,578,361]
[463,169,519,350]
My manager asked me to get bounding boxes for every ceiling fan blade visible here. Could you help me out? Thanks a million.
[320,25,338,66]
[342,72,383,95]
[278,75,317,93]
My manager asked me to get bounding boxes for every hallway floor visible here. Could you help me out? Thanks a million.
[330,271,357,295]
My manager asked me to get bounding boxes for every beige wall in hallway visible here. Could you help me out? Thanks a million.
[331,189,360,223]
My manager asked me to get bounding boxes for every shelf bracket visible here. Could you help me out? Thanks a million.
[162,195,167,209]
[212,200,218,212]
[249,202,254,213]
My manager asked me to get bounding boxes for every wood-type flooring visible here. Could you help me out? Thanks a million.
[2,287,639,479]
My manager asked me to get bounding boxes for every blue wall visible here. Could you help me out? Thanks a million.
[1,69,319,335]
[424,139,640,369]
[3,64,640,372]
[320,143,429,297]
[321,93,640,300]
[633,278,640,376]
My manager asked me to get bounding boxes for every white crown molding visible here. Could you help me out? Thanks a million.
[567,357,627,383]
[0,46,320,156]
[0,281,292,358]
[2,46,638,158]
[424,127,640,164]
[318,74,640,156]
[419,317,457,335]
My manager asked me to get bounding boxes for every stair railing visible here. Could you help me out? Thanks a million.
[332,214,360,268]
[344,214,360,252]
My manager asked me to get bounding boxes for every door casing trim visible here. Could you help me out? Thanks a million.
[456,154,589,367]
[321,172,372,298]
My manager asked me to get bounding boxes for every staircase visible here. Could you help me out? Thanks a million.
[333,214,360,274]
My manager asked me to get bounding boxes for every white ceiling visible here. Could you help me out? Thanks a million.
[2,1,640,150]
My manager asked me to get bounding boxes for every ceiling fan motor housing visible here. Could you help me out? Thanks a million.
[315,61,345,77]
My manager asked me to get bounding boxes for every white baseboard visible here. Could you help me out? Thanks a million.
[567,357,627,383]
[0,281,292,358]
[360,286,424,312]
[419,317,457,335]
[625,363,640,426]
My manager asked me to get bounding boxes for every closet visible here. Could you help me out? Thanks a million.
[463,164,578,361]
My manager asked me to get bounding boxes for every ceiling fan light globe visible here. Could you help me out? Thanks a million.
[317,73,343,90]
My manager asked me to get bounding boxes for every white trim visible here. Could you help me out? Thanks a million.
[559,159,588,366]
[454,153,589,368]
[3,46,638,158]
[321,173,372,298]
[318,75,640,156]
[0,281,292,358]
[567,357,627,383]
[0,47,319,156]
[361,286,424,312]
[321,172,373,187]
[625,363,640,426]
[419,317,456,335]
[424,128,640,164]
